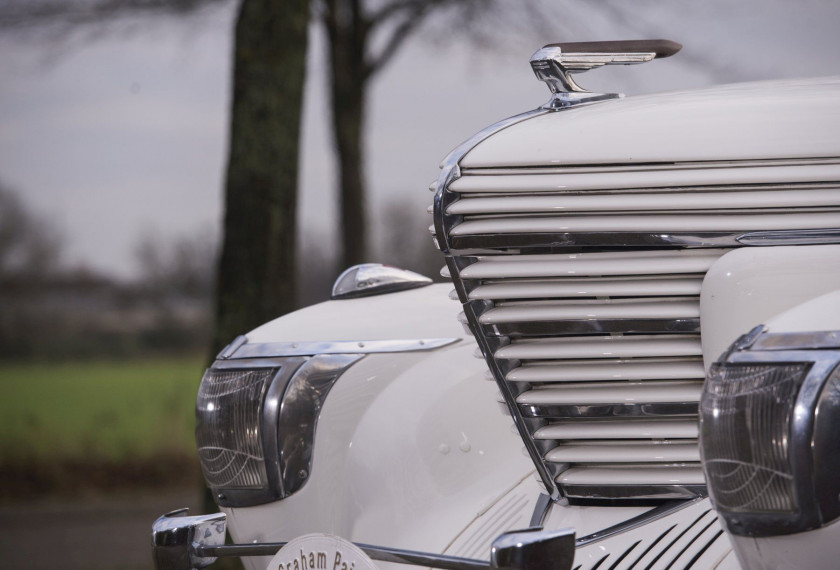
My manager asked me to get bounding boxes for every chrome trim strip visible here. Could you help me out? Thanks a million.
[564,484,707,502]
[737,228,840,245]
[450,231,745,251]
[752,330,840,351]
[529,493,553,528]
[230,338,460,358]
[197,542,490,570]
[520,402,699,419]
[210,357,302,370]
[450,228,840,252]
[460,158,840,176]
[575,498,703,547]
[188,524,576,570]
[482,318,700,338]
[217,334,248,359]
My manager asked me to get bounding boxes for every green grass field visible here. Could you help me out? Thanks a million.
[0,357,205,464]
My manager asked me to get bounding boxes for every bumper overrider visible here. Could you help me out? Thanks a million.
[151,509,575,570]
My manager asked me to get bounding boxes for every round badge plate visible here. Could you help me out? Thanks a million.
[267,534,378,570]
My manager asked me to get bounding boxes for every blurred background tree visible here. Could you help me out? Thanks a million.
[0,183,61,287]
[0,0,529,355]
[210,0,310,356]
[318,0,483,268]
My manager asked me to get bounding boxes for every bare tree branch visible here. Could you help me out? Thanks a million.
[367,0,425,27]
[365,0,479,76]
[0,0,231,35]
[365,6,424,77]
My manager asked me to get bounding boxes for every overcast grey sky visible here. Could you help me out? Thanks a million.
[1,0,839,278]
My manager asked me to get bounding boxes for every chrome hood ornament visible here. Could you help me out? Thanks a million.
[530,39,681,109]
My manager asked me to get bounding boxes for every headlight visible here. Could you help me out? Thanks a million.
[700,327,840,537]
[195,342,362,507]
[196,366,287,491]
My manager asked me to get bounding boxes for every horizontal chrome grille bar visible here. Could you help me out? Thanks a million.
[449,161,840,193]
[534,419,699,439]
[481,299,699,323]
[448,230,819,250]
[520,402,700,419]
[507,359,705,383]
[558,465,706,486]
[482,319,700,337]
[460,250,723,279]
[495,336,702,360]
[545,442,701,463]
[516,381,703,405]
[469,277,703,301]
[448,187,840,214]
[562,484,707,501]
[450,211,840,236]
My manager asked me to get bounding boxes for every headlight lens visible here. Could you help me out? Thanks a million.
[700,328,840,537]
[194,353,362,507]
[196,367,278,490]
[700,362,811,514]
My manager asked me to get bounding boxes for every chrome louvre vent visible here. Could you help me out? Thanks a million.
[433,157,840,503]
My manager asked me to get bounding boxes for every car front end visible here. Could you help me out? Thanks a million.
[152,40,840,570]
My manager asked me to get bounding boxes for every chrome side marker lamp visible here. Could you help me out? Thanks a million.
[529,39,681,109]
[331,263,432,300]
[152,509,575,570]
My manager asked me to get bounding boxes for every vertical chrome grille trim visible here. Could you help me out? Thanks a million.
[432,107,560,498]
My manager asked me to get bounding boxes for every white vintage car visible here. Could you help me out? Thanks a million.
[152,40,840,570]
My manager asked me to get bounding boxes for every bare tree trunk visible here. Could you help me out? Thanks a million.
[211,0,310,357]
[206,0,309,526]
[324,0,369,270]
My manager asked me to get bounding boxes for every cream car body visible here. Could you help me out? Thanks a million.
[153,42,840,570]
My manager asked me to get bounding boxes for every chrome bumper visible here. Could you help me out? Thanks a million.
[151,509,575,570]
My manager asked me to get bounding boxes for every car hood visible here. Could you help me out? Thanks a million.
[460,77,840,168]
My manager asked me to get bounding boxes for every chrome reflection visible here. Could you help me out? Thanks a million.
[228,337,460,358]
[491,527,575,570]
[152,509,226,570]
[563,484,707,502]
[331,263,432,299]
[481,318,700,338]
[529,40,680,109]
[276,354,363,496]
[520,402,701,419]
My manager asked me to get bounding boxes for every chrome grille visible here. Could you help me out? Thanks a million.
[433,155,840,502]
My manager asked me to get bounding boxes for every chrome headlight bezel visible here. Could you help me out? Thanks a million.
[700,327,840,537]
[196,349,363,508]
[195,335,459,508]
